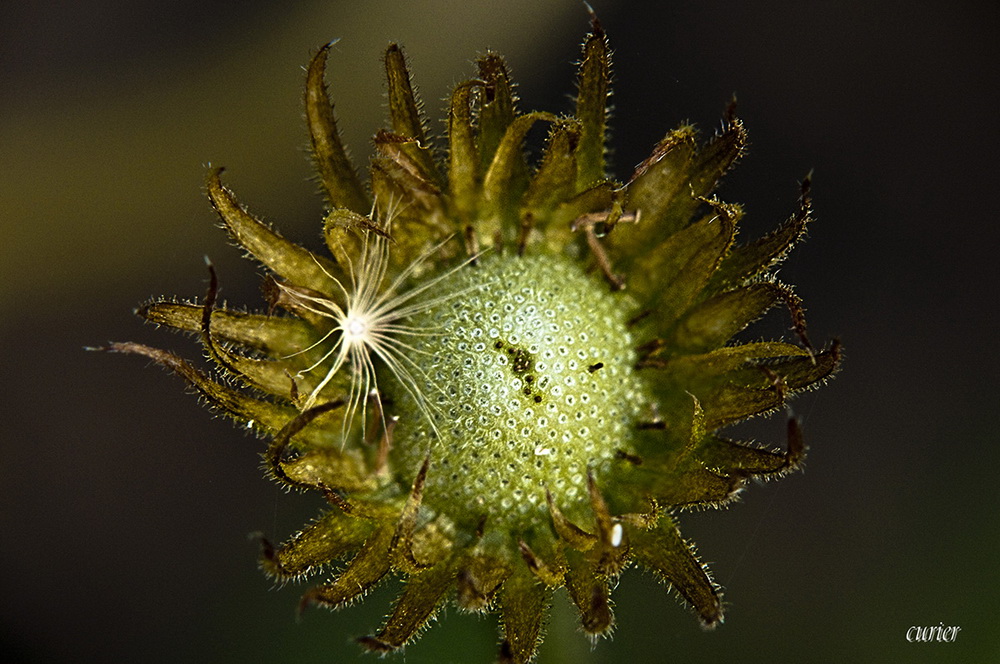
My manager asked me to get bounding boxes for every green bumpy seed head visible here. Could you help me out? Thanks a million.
[390,252,645,529]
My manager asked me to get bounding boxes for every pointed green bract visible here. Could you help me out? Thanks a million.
[698,435,792,475]
[630,462,744,508]
[709,179,812,288]
[621,125,698,241]
[575,17,611,188]
[361,559,456,652]
[565,549,614,636]
[482,112,556,242]
[681,119,747,220]
[632,516,723,627]
[447,80,480,226]
[304,524,395,609]
[279,446,375,492]
[642,341,821,426]
[476,53,518,173]
[499,570,550,664]
[665,282,784,354]
[374,130,443,200]
[457,553,512,611]
[383,44,440,183]
[522,120,581,248]
[305,42,370,214]
[384,44,428,142]
[139,301,316,358]
[261,509,375,579]
[699,344,841,429]
[630,205,737,318]
[665,341,812,374]
[207,169,338,292]
[209,346,311,399]
[518,534,567,587]
[618,118,745,263]
[100,341,334,441]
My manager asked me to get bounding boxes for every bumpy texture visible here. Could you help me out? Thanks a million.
[106,15,841,664]
[392,253,644,529]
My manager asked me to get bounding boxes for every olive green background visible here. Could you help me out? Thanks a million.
[2,1,997,662]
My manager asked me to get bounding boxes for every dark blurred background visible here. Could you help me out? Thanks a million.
[3,1,997,662]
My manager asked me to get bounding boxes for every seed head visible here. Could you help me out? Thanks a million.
[103,14,841,663]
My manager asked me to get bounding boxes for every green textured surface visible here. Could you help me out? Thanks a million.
[390,252,645,528]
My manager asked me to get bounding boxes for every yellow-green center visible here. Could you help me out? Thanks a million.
[389,252,646,529]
